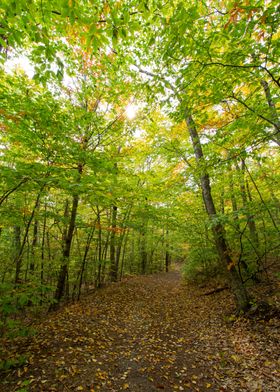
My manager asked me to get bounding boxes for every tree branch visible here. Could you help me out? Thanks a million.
[229,93,280,130]
[195,61,280,88]
[0,177,29,207]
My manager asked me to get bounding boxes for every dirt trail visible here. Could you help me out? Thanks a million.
[1,271,279,391]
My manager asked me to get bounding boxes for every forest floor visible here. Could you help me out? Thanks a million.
[0,269,279,392]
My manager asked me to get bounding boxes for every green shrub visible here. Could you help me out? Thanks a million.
[0,282,53,337]
[182,245,220,282]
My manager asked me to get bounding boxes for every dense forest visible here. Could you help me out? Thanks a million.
[0,1,279,389]
[1,0,280,320]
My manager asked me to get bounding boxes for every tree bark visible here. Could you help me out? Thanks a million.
[140,231,147,274]
[237,159,259,247]
[120,229,129,280]
[96,208,103,288]
[114,205,132,279]
[185,108,250,312]
[77,225,95,300]
[109,205,118,282]
[229,172,240,232]
[14,189,42,284]
[49,192,79,310]
[30,216,39,273]
[165,230,170,272]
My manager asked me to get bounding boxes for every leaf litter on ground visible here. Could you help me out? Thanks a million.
[0,270,279,391]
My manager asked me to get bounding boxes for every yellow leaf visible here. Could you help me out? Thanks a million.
[123,383,129,390]
[206,383,212,388]
[231,354,241,363]
[77,387,84,391]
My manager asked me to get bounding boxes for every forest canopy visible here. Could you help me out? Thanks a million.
[0,0,279,324]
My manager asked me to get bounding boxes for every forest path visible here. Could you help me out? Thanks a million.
[1,270,279,391]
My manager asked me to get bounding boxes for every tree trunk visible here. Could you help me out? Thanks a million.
[238,159,259,247]
[120,230,129,280]
[13,225,21,259]
[30,216,39,273]
[165,230,170,272]
[101,230,110,283]
[96,209,103,288]
[114,205,132,279]
[185,109,250,312]
[140,231,147,274]
[14,189,42,284]
[229,171,250,276]
[261,80,280,146]
[109,205,118,282]
[49,192,79,311]
[229,172,240,232]
[77,225,95,300]
[129,236,135,274]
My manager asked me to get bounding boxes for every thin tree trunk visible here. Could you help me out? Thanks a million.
[14,188,43,284]
[101,230,110,283]
[114,205,132,280]
[24,235,30,281]
[129,236,135,274]
[229,171,250,276]
[236,160,259,247]
[261,80,280,146]
[30,216,39,273]
[13,226,21,260]
[109,205,118,282]
[77,225,95,300]
[165,230,170,273]
[245,163,280,233]
[46,231,51,261]
[140,230,147,274]
[41,203,47,284]
[120,230,129,280]
[39,203,47,303]
[140,198,148,275]
[96,210,103,288]
[229,172,240,231]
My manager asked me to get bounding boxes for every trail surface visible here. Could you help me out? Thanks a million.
[1,271,279,391]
